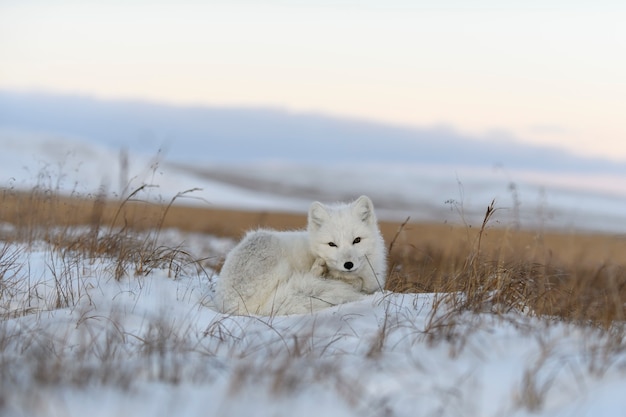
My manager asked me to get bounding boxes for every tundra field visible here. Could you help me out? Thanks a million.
[1,187,626,416]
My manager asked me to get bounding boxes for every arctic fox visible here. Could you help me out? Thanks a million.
[215,195,387,316]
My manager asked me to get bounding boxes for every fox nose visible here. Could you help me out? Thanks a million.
[344,262,354,270]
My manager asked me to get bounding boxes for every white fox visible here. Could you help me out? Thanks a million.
[215,195,387,316]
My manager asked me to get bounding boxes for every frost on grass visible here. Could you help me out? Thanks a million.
[1,228,626,417]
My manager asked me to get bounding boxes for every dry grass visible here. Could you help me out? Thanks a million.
[2,187,625,326]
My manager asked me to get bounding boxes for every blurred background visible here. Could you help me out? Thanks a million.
[1,0,625,232]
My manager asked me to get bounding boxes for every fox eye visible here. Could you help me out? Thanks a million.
[353,237,361,244]
[328,242,337,247]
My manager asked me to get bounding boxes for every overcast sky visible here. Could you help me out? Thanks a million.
[1,1,625,161]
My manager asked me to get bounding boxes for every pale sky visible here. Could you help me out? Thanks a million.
[1,0,625,161]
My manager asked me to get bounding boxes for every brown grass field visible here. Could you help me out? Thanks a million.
[2,187,626,325]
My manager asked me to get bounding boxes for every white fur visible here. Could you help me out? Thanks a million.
[215,195,387,315]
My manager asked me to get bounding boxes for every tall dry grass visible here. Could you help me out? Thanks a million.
[2,185,625,325]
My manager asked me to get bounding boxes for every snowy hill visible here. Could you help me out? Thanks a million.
[2,90,626,173]
[1,90,626,233]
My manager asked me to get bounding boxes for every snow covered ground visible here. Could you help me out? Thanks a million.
[1,227,626,417]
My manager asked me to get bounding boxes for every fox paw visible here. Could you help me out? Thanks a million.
[311,258,328,277]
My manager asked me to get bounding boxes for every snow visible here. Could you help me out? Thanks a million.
[0,130,308,212]
[2,129,626,233]
[2,231,625,417]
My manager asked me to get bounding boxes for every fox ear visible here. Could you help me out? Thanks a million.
[308,201,329,229]
[353,195,375,224]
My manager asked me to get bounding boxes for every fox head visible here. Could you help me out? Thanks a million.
[307,195,380,279]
